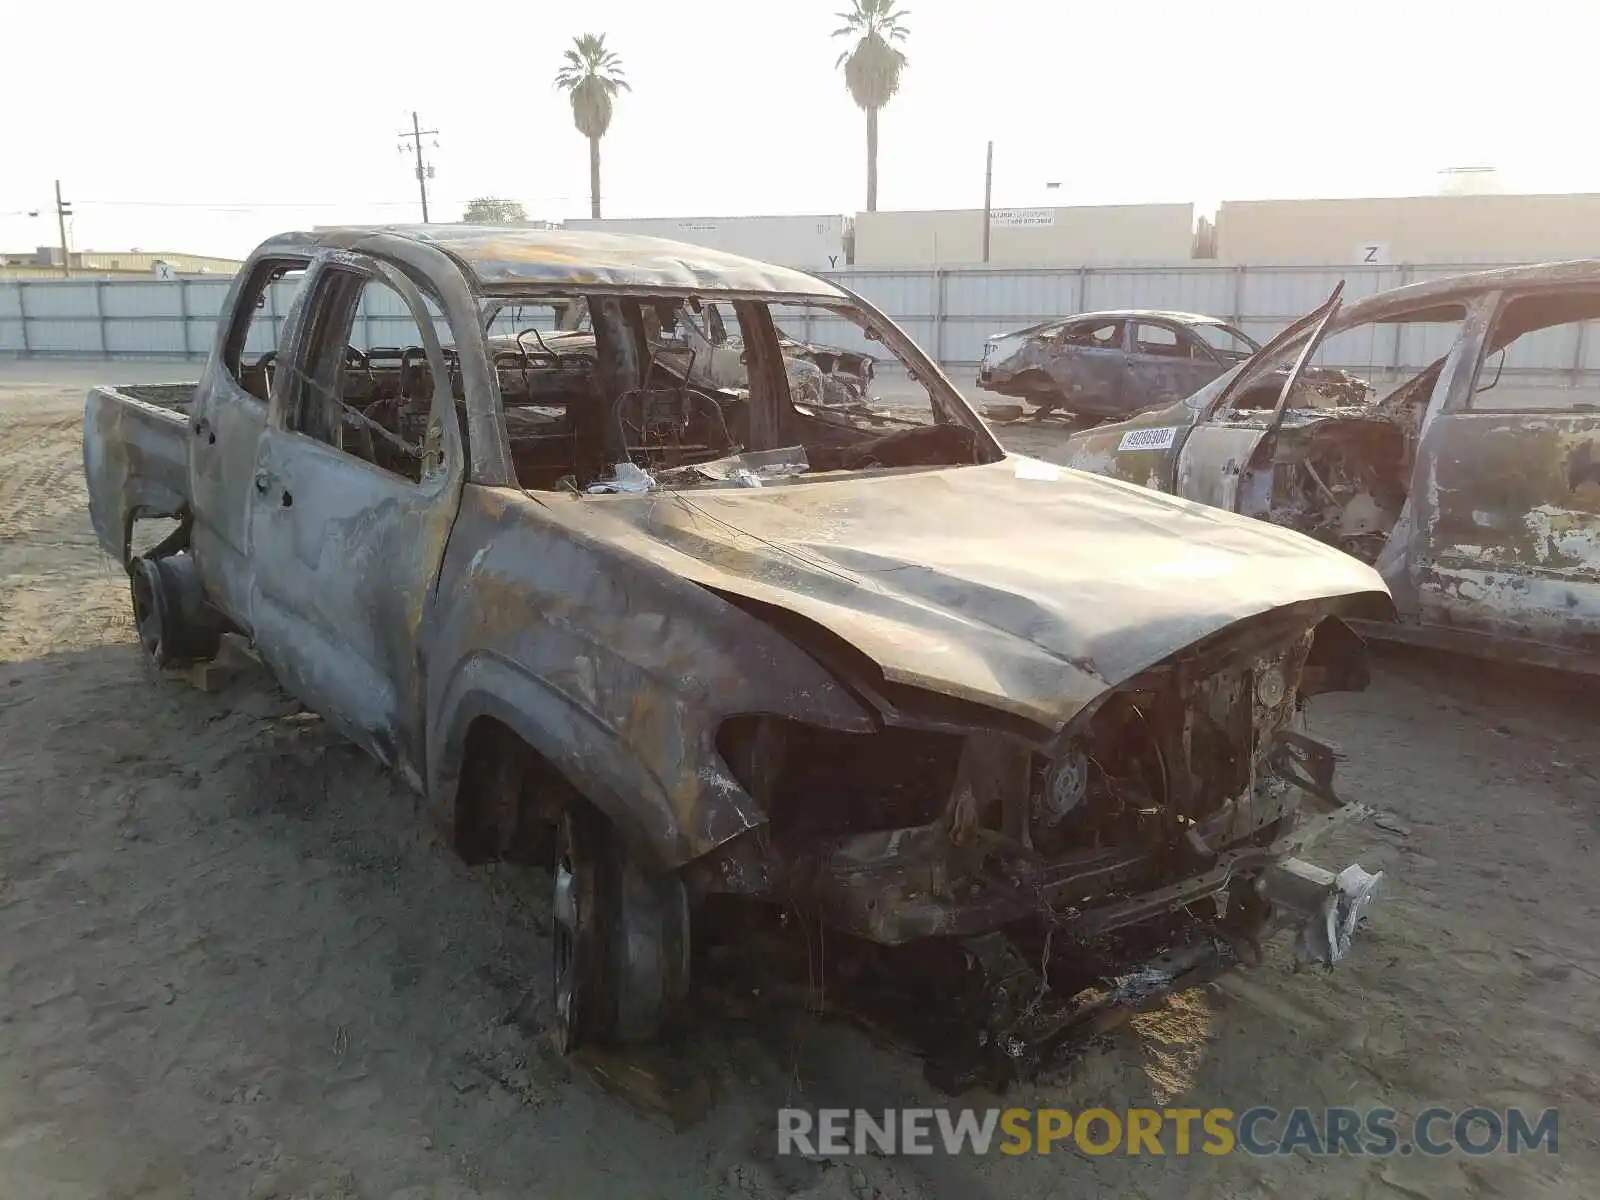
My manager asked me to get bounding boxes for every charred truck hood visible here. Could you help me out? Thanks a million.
[544,455,1392,733]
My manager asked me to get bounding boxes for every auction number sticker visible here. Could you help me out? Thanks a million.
[1117,426,1178,452]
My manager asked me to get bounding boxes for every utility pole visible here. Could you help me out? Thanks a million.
[981,142,993,264]
[397,112,438,222]
[55,180,73,278]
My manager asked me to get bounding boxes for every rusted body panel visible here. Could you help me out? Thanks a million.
[424,483,877,868]
[1405,413,1600,653]
[1064,261,1600,674]
[82,226,1391,1079]
[82,385,193,563]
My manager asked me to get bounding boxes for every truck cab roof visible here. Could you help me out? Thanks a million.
[268,224,848,299]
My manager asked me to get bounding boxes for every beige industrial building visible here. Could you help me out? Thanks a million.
[560,215,848,271]
[0,247,244,279]
[1214,193,1600,265]
[851,203,1195,266]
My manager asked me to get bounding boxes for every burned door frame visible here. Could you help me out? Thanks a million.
[246,249,467,781]
[1175,289,1348,514]
[1402,285,1600,664]
[189,252,314,628]
[1042,316,1129,416]
[1123,318,1224,416]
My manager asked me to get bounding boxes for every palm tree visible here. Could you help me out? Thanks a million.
[554,34,630,218]
[833,0,910,213]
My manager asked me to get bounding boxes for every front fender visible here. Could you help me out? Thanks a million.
[428,651,765,872]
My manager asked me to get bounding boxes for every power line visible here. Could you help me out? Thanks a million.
[72,199,436,210]
[64,194,670,212]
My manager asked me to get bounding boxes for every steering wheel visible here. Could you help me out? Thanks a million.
[514,328,563,368]
[611,387,736,464]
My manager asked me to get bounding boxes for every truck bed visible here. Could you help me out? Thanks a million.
[83,382,197,565]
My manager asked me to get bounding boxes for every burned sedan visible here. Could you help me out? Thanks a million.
[1063,262,1600,675]
[84,225,1390,1091]
[977,309,1262,422]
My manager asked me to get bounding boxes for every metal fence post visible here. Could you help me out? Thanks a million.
[1076,266,1090,312]
[95,280,108,355]
[934,268,948,365]
[17,282,29,355]
[1232,264,1246,327]
[178,279,191,358]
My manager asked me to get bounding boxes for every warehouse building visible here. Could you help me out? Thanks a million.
[559,214,849,271]
[851,203,1196,267]
[0,246,244,279]
[1214,193,1600,265]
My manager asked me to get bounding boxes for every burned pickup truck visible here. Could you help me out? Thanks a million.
[1063,263,1600,676]
[84,226,1389,1088]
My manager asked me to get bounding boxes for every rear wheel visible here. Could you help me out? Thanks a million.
[550,803,688,1053]
[129,554,220,669]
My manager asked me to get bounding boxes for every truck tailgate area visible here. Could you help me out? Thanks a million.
[82,384,195,564]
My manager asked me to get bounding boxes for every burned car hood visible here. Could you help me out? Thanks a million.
[551,456,1390,731]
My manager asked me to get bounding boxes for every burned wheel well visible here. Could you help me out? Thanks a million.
[453,715,584,866]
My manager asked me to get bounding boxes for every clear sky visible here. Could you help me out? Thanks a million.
[1,0,1587,258]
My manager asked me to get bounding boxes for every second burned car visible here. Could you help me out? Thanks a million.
[1063,263,1600,675]
[977,309,1263,422]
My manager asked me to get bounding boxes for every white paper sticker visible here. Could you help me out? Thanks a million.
[1012,456,1062,481]
[1117,426,1178,452]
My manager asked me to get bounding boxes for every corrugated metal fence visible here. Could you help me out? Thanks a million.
[4,261,1593,380]
[807,261,1530,369]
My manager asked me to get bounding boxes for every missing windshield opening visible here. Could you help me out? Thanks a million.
[477,292,996,492]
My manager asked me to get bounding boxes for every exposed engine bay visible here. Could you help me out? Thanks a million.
[686,614,1381,1091]
[1226,358,1446,563]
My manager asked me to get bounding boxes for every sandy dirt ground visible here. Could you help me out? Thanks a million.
[2,363,1598,1199]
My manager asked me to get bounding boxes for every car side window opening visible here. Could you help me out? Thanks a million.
[1059,320,1123,350]
[1219,312,1466,420]
[1190,323,1259,361]
[1133,322,1183,357]
[1468,291,1600,413]
[285,271,455,484]
[225,260,309,402]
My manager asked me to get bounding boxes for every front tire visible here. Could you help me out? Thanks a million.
[551,803,688,1053]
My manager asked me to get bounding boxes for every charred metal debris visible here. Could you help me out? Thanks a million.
[680,625,1378,1091]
